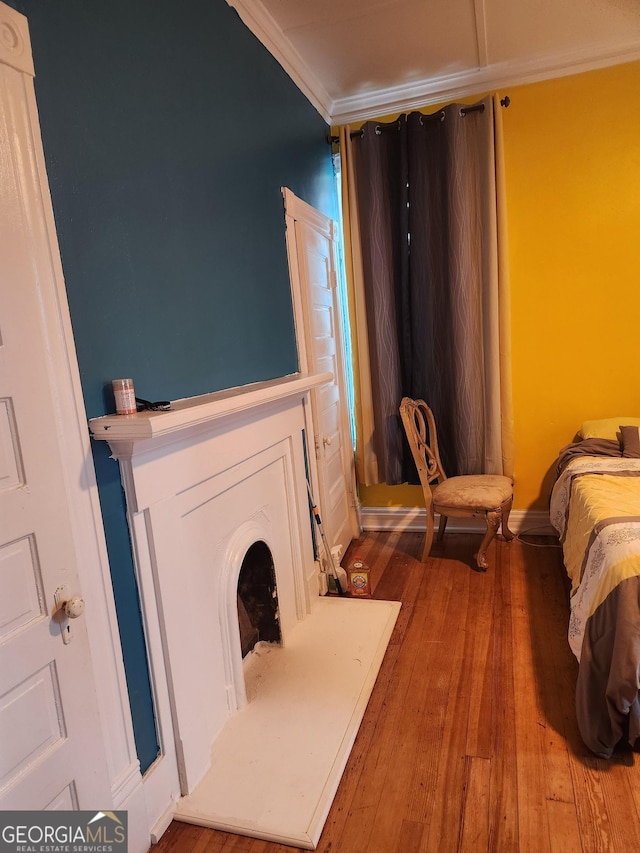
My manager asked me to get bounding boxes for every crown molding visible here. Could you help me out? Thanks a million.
[228,0,640,125]
[328,40,640,124]
[226,0,332,122]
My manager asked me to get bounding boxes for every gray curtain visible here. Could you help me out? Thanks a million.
[352,98,499,484]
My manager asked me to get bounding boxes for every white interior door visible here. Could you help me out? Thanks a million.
[0,9,112,810]
[283,188,359,561]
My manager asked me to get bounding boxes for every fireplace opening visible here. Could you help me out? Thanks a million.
[237,541,281,659]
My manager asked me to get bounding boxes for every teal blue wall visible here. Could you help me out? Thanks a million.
[10,0,336,772]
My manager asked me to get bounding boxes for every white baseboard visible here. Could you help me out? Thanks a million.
[360,507,556,537]
[149,802,177,846]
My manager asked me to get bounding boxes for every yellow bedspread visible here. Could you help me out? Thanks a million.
[564,473,640,605]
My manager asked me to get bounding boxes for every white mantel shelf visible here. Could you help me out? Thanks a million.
[88,372,331,444]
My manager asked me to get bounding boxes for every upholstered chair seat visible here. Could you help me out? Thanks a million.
[434,475,513,509]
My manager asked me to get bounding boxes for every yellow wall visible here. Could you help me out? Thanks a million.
[359,61,640,511]
[505,61,640,508]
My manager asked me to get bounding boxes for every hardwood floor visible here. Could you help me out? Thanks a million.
[152,531,640,852]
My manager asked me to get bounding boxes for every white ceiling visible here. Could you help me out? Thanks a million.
[227,0,640,123]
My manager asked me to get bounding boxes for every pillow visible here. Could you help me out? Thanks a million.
[620,425,640,458]
[579,417,640,440]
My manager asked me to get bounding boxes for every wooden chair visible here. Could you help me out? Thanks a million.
[399,397,514,570]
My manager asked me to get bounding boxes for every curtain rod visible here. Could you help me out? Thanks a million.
[327,95,510,145]
[460,103,484,116]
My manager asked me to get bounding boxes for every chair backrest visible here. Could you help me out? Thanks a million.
[399,398,447,501]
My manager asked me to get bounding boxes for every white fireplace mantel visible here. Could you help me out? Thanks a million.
[89,371,331,451]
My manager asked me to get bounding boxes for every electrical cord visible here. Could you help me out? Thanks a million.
[514,526,562,548]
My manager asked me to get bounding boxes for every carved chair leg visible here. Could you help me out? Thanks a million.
[476,511,501,571]
[422,508,436,562]
[501,497,515,541]
[437,512,448,542]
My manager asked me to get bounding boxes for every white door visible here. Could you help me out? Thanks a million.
[283,189,359,560]
[0,9,112,809]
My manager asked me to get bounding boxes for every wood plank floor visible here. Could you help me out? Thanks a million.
[152,530,640,852]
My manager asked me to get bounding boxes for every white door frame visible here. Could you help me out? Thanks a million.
[282,187,360,556]
[1,5,178,848]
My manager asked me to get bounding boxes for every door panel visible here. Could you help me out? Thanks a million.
[0,28,111,809]
[285,191,359,559]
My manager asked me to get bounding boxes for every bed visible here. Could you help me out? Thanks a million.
[549,418,640,757]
